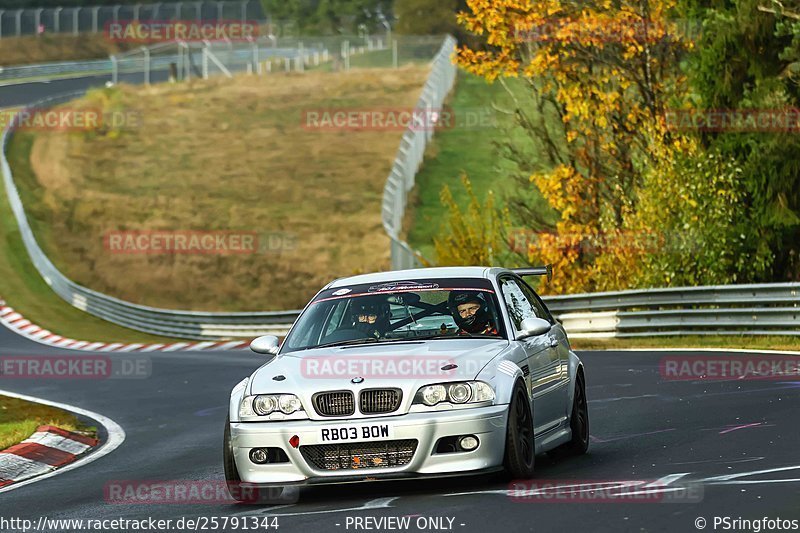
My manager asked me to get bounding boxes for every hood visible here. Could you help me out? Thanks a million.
[247,338,509,419]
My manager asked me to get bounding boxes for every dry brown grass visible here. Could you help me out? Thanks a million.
[13,66,429,311]
[0,33,137,67]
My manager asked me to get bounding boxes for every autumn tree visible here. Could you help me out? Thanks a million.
[456,0,693,293]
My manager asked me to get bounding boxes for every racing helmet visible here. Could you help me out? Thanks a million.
[350,295,391,333]
[447,291,493,333]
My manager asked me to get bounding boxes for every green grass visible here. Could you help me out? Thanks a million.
[405,71,558,261]
[571,335,800,352]
[0,395,96,450]
[0,139,187,344]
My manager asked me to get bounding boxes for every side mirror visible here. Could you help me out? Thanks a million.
[250,335,280,355]
[516,317,552,340]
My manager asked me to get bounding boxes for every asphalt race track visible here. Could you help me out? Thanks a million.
[1,317,799,532]
[0,71,171,108]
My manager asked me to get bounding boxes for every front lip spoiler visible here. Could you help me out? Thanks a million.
[234,466,504,488]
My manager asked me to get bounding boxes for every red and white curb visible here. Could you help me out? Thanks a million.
[0,426,98,488]
[0,389,126,494]
[0,300,249,353]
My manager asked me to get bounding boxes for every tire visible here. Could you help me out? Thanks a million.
[561,372,589,456]
[503,381,536,479]
[223,417,298,504]
[223,416,247,501]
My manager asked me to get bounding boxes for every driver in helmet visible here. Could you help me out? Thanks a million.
[350,296,392,339]
[448,291,498,336]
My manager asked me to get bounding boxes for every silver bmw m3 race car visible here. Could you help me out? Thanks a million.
[224,267,588,497]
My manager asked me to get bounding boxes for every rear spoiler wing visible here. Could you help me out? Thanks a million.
[511,265,553,282]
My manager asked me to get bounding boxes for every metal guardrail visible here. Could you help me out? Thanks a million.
[0,46,302,84]
[548,283,800,338]
[0,59,112,83]
[381,35,458,270]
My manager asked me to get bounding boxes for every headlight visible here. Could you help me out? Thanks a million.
[240,394,304,417]
[449,383,472,403]
[413,381,495,406]
[471,381,495,402]
[253,395,279,415]
[421,385,447,406]
[278,394,302,414]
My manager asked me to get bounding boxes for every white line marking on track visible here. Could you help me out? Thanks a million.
[238,497,399,517]
[0,389,126,494]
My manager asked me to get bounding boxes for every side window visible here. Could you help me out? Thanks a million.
[500,278,539,331]
[518,280,554,324]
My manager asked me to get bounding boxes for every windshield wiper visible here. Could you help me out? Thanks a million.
[313,337,380,349]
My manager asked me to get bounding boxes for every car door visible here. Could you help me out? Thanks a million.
[518,279,571,422]
[498,276,563,434]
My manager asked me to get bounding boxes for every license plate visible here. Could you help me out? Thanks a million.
[319,423,393,443]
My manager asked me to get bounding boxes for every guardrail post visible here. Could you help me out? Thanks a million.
[111,54,118,84]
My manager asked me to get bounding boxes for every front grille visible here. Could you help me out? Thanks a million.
[300,440,418,471]
[313,391,355,417]
[359,388,402,414]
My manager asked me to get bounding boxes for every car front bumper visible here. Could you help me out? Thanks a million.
[230,404,508,485]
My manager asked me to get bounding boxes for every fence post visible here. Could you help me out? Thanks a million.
[92,6,100,33]
[72,7,79,36]
[183,42,191,80]
[202,45,209,79]
[142,46,150,84]
[195,1,202,20]
[15,10,22,37]
[153,2,162,19]
[0,11,4,39]
[113,5,121,23]
[392,39,398,68]
[34,8,43,35]
[241,0,248,24]
[343,40,350,71]
[133,4,141,22]
[252,40,259,74]
[54,7,62,33]
[217,1,223,20]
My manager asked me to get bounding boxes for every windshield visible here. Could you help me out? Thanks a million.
[281,278,506,353]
